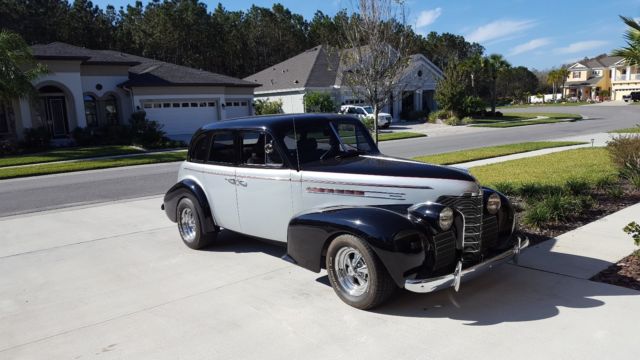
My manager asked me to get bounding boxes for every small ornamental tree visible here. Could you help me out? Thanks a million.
[254,99,283,115]
[303,91,336,113]
[435,62,469,117]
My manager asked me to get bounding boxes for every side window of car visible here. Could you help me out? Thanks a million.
[189,134,210,163]
[240,131,283,167]
[208,131,236,165]
[284,123,336,164]
[356,108,366,115]
[347,107,357,114]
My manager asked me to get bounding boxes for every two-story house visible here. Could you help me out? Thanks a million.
[563,55,622,101]
[610,59,640,101]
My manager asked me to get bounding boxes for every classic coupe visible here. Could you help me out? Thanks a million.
[162,114,528,309]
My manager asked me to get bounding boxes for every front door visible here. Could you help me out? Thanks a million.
[235,130,293,242]
[44,96,69,137]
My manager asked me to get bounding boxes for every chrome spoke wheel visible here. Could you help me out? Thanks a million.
[335,246,370,297]
[178,207,197,243]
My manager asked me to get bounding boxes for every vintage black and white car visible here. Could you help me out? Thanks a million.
[162,114,528,309]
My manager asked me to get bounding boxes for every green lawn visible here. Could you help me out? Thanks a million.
[498,102,588,109]
[377,132,426,141]
[469,148,616,187]
[0,151,187,180]
[469,112,582,128]
[0,145,146,168]
[609,126,640,133]
[413,141,585,165]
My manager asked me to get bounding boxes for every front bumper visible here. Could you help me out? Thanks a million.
[404,237,529,293]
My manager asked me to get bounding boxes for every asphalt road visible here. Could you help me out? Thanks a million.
[0,104,637,217]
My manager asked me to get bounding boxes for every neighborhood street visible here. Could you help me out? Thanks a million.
[0,104,638,217]
[0,197,638,359]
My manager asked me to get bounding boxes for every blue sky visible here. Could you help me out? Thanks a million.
[94,0,640,70]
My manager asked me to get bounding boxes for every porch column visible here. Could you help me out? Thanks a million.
[415,90,423,111]
[612,67,617,81]
[626,66,631,81]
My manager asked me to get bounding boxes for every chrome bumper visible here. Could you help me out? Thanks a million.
[404,237,529,293]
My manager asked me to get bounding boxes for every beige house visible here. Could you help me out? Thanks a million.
[563,55,621,101]
[0,42,258,144]
[610,60,640,101]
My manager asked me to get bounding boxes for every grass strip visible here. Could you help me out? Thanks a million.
[609,127,640,133]
[0,151,187,180]
[469,148,616,187]
[377,132,426,141]
[0,145,146,168]
[413,141,586,165]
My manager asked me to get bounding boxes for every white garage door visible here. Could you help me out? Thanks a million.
[142,100,219,138]
[225,100,251,119]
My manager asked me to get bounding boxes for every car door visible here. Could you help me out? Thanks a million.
[235,130,293,242]
[201,130,241,232]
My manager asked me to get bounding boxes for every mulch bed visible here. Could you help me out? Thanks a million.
[511,180,640,291]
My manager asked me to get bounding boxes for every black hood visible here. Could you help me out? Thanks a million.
[301,155,476,182]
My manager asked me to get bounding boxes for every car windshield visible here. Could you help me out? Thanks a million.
[362,106,373,114]
[282,119,378,166]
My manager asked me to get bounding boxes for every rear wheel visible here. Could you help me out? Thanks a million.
[326,234,396,309]
[176,197,216,249]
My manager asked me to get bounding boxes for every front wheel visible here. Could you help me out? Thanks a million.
[176,197,217,249]
[326,234,396,309]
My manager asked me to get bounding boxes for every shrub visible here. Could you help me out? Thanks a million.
[72,127,98,146]
[524,202,552,228]
[303,92,336,113]
[565,178,591,195]
[517,183,564,200]
[624,221,640,246]
[461,116,474,125]
[428,110,449,123]
[22,126,51,150]
[493,182,517,195]
[361,117,375,131]
[461,96,486,116]
[541,194,576,221]
[254,99,283,115]
[129,111,165,147]
[607,134,640,179]
[0,140,19,156]
[595,176,617,190]
[444,116,462,126]
[607,185,624,199]
[628,173,640,189]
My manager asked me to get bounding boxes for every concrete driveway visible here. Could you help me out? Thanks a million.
[1,197,639,359]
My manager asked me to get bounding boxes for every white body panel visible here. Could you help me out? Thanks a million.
[189,163,240,232]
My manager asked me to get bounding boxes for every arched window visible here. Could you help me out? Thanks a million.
[83,95,98,127]
[104,95,119,125]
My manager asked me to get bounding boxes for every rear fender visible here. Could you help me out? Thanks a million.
[163,179,217,233]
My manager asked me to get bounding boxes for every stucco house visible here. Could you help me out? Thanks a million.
[610,60,640,101]
[0,42,258,143]
[244,45,443,120]
[563,55,622,101]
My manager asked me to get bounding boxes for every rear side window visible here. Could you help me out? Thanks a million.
[240,131,283,167]
[189,134,210,163]
[208,131,236,164]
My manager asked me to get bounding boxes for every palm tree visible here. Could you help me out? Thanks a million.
[0,30,47,102]
[547,69,559,101]
[556,67,569,100]
[483,54,511,114]
[612,16,640,65]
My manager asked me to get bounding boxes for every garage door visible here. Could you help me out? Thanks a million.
[225,100,251,119]
[142,100,219,138]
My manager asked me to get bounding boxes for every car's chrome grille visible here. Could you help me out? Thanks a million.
[438,195,483,253]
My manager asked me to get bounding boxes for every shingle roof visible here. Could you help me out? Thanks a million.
[244,45,340,92]
[31,42,257,88]
[576,54,624,69]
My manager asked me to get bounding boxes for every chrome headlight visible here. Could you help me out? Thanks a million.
[438,207,454,231]
[487,193,501,214]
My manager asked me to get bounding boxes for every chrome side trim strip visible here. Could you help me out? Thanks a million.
[305,179,432,190]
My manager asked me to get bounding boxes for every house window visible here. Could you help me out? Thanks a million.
[226,101,233,107]
[142,103,153,109]
[0,101,11,134]
[104,95,119,125]
[163,103,171,108]
[182,102,189,107]
[153,103,162,108]
[172,103,180,108]
[190,102,198,107]
[208,102,216,107]
[572,71,581,78]
[199,102,207,107]
[83,95,98,127]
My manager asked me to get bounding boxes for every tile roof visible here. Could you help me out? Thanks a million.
[31,42,257,88]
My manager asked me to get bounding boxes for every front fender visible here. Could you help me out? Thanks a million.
[163,179,217,233]
[286,206,428,287]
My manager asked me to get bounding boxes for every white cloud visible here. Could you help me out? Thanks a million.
[466,19,537,43]
[416,8,442,28]
[509,38,551,56]
[555,40,609,54]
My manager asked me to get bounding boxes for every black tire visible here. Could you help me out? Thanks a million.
[176,196,217,250]
[326,234,396,309]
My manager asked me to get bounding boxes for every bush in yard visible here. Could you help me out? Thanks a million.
[435,62,469,117]
[565,178,591,195]
[428,109,449,123]
[444,116,462,126]
[607,134,640,180]
[524,202,553,228]
[303,92,336,113]
[22,126,51,150]
[461,96,486,116]
[129,111,166,148]
[72,127,98,146]
[624,222,640,247]
[254,99,283,115]
[461,116,474,125]
[0,139,19,156]
[361,117,374,131]
[606,185,624,199]
[595,176,617,190]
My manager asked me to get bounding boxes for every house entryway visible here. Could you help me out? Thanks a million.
[37,85,70,138]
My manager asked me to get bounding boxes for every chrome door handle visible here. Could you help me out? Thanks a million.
[225,178,236,185]
[237,180,247,187]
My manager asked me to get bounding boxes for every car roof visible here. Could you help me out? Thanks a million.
[200,113,361,132]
